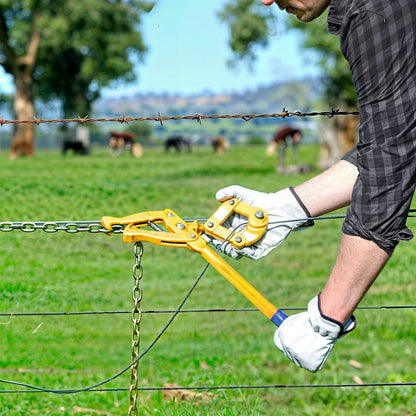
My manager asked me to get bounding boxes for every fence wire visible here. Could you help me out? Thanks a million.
[0,118,415,399]
[0,108,359,128]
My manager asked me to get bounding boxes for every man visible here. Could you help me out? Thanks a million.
[210,0,416,372]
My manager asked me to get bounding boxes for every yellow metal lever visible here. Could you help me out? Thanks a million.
[101,199,287,326]
[203,198,268,249]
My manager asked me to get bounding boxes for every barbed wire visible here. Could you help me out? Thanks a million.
[0,108,359,127]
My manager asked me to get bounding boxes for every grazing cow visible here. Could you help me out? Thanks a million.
[62,126,90,155]
[108,131,143,157]
[164,136,192,153]
[109,131,135,148]
[211,136,229,155]
[266,125,302,164]
[267,125,312,175]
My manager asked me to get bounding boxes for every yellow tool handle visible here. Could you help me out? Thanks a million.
[190,240,287,326]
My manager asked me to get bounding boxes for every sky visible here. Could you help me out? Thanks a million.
[0,0,322,98]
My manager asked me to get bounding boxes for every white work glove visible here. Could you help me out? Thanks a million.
[209,185,314,260]
[274,295,357,372]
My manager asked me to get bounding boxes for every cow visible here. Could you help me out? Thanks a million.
[211,136,229,155]
[108,131,142,157]
[62,126,90,156]
[164,136,192,153]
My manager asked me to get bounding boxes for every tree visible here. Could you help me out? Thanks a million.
[217,0,275,68]
[0,0,42,157]
[218,0,357,108]
[34,0,154,118]
[0,0,153,158]
[285,14,357,108]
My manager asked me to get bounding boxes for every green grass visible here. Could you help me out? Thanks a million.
[0,144,415,415]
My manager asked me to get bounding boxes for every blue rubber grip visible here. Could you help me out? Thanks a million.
[270,309,288,327]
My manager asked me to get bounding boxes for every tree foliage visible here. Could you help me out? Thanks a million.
[217,0,275,68]
[218,0,357,108]
[34,0,154,117]
[286,14,357,107]
[0,0,154,117]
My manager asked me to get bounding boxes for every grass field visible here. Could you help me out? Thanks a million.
[0,143,415,415]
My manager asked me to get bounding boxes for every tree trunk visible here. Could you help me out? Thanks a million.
[8,9,41,159]
[10,70,35,159]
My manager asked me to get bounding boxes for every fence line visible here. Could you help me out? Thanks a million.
[0,177,415,405]
[0,108,359,127]
[1,380,416,395]
[1,304,416,318]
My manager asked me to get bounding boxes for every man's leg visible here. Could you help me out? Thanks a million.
[319,233,390,323]
[293,159,390,322]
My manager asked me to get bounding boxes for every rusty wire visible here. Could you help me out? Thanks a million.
[0,108,359,127]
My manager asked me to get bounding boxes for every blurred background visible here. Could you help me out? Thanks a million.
[0,0,357,164]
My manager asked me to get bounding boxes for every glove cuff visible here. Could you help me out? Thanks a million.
[308,295,357,339]
[288,187,314,229]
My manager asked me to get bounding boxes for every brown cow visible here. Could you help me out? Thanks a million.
[211,136,229,155]
[108,131,143,157]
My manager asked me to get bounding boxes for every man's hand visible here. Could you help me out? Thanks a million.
[208,185,313,260]
[274,295,356,372]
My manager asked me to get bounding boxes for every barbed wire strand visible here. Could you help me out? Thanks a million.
[0,108,360,128]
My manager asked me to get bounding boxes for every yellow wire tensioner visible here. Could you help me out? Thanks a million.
[101,198,288,327]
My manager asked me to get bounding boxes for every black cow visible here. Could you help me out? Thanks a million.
[164,136,192,153]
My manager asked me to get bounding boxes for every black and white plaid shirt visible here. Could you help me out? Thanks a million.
[328,0,416,255]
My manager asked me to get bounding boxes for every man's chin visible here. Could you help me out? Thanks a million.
[296,12,316,23]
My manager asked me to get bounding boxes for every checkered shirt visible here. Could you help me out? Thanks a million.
[328,0,416,254]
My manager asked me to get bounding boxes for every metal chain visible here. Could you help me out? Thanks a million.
[0,219,206,234]
[0,221,124,234]
[128,242,143,416]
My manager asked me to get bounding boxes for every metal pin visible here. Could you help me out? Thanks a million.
[207,221,214,228]
[235,236,243,243]
[229,200,235,205]
[255,211,265,219]
[177,223,186,230]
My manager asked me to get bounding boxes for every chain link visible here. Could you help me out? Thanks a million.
[128,242,143,416]
[0,221,124,234]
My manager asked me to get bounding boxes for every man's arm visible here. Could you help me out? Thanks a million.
[294,159,358,217]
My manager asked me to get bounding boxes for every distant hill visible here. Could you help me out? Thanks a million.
[96,77,322,116]
[93,77,323,142]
